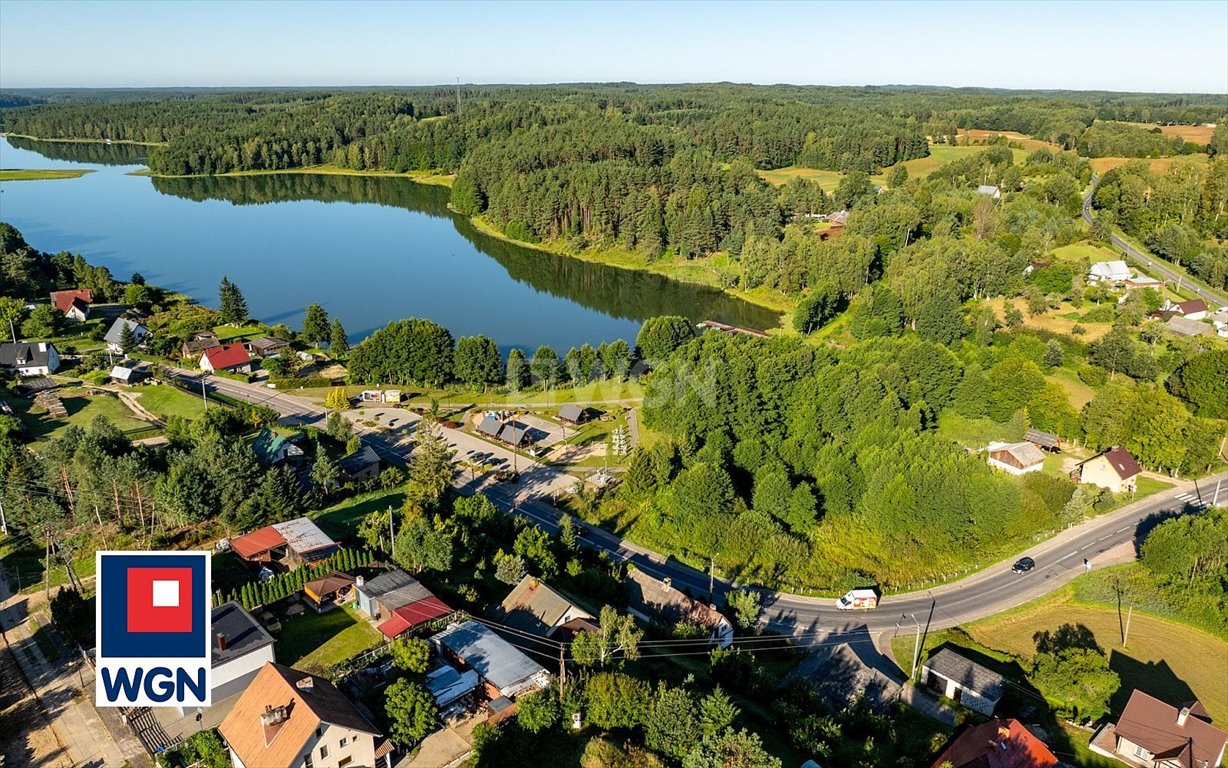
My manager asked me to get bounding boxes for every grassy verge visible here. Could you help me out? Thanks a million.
[0,169,94,181]
[274,602,382,670]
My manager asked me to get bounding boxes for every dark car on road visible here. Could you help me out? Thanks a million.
[1012,556,1036,573]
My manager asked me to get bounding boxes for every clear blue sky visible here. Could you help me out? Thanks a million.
[2,0,1225,93]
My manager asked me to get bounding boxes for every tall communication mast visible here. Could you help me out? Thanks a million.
[456,77,462,118]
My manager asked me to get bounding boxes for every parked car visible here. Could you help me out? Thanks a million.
[260,611,282,632]
[1012,556,1036,574]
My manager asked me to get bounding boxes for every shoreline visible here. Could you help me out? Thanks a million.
[6,134,790,318]
[0,132,164,147]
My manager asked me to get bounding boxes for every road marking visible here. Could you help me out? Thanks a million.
[1115,526,1131,533]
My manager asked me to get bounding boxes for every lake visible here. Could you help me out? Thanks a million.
[0,136,778,350]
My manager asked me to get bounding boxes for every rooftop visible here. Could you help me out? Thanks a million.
[211,601,276,667]
[1084,446,1143,480]
[103,317,147,345]
[931,719,1058,768]
[357,569,419,600]
[625,568,729,632]
[988,441,1046,467]
[924,647,1006,701]
[50,289,93,314]
[377,596,453,638]
[202,343,252,370]
[432,620,548,695]
[218,662,379,768]
[492,576,587,637]
[1113,690,1226,768]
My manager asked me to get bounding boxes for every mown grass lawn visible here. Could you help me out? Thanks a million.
[275,602,382,670]
[136,384,207,421]
[22,387,157,441]
[212,324,266,342]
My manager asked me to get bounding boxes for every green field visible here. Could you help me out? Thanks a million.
[311,488,405,543]
[136,384,208,421]
[0,169,94,181]
[873,144,1030,186]
[274,602,382,670]
[15,387,157,440]
[213,324,266,342]
[756,166,845,191]
[1049,242,1121,264]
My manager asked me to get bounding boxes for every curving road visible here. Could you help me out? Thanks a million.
[186,371,1226,641]
[1082,177,1227,308]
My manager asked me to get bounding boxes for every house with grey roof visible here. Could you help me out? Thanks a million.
[355,569,429,619]
[103,317,149,354]
[976,184,1002,199]
[920,647,1005,716]
[490,576,594,640]
[558,403,589,425]
[0,342,60,376]
[431,620,550,699]
[1089,260,1132,284]
[987,441,1046,475]
[625,568,734,648]
[789,643,901,713]
[338,445,382,482]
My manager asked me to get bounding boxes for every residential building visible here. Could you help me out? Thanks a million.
[987,441,1046,475]
[338,446,382,483]
[1090,260,1133,284]
[303,572,356,611]
[182,330,221,358]
[476,415,504,439]
[1125,276,1166,290]
[424,665,481,714]
[229,517,341,570]
[103,317,149,354]
[557,403,589,425]
[252,429,306,466]
[1023,428,1062,452]
[790,643,901,713]
[50,289,93,321]
[625,568,734,649]
[976,184,1002,199]
[431,620,550,699]
[181,602,277,716]
[931,719,1059,768]
[490,576,594,639]
[0,342,60,376]
[498,421,532,448]
[201,343,253,374]
[1072,446,1143,494]
[354,570,452,638]
[246,336,290,357]
[1090,691,1228,768]
[1165,298,1210,321]
[218,662,391,768]
[919,647,1005,716]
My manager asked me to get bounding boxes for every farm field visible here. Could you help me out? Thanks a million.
[958,128,1062,151]
[1089,154,1208,175]
[1121,123,1218,145]
[982,297,1113,341]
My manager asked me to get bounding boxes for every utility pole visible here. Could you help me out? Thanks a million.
[201,378,208,410]
[557,643,566,698]
[387,505,395,549]
[910,614,923,682]
[1123,604,1133,648]
[709,558,715,603]
[0,494,7,535]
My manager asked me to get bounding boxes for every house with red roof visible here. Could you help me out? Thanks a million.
[1072,446,1143,494]
[931,719,1059,768]
[200,343,252,374]
[229,517,340,570]
[50,289,93,321]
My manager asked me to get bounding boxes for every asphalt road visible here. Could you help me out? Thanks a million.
[1082,178,1227,308]
[185,372,1227,640]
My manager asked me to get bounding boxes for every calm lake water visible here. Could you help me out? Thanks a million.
[0,137,777,350]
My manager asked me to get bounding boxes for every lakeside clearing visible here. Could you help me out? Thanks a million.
[0,132,164,147]
[0,168,94,181]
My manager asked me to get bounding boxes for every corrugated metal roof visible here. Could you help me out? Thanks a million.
[432,621,547,694]
[272,517,336,555]
[229,524,286,558]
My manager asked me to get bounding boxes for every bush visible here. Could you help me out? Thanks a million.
[1077,364,1108,387]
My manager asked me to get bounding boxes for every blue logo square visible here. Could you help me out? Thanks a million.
[99,553,208,659]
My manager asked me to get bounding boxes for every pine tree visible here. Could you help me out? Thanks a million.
[330,319,350,357]
[302,303,330,345]
[118,321,139,354]
[218,276,249,325]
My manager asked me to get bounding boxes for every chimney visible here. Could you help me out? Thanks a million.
[355,575,364,588]
[997,724,1011,740]
[1178,706,1190,727]
[663,577,672,589]
[259,704,289,727]
[216,633,228,652]
[296,677,314,692]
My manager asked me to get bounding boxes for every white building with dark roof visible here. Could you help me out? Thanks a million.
[920,647,1006,716]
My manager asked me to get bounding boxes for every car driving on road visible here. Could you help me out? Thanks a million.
[1012,556,1035,573]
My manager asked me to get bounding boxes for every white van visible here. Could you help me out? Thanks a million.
[835,588,879,610]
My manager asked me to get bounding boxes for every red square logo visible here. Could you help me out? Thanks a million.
[126,567,194,634]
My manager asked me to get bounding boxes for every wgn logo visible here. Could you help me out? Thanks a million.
[95,551,212,707]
